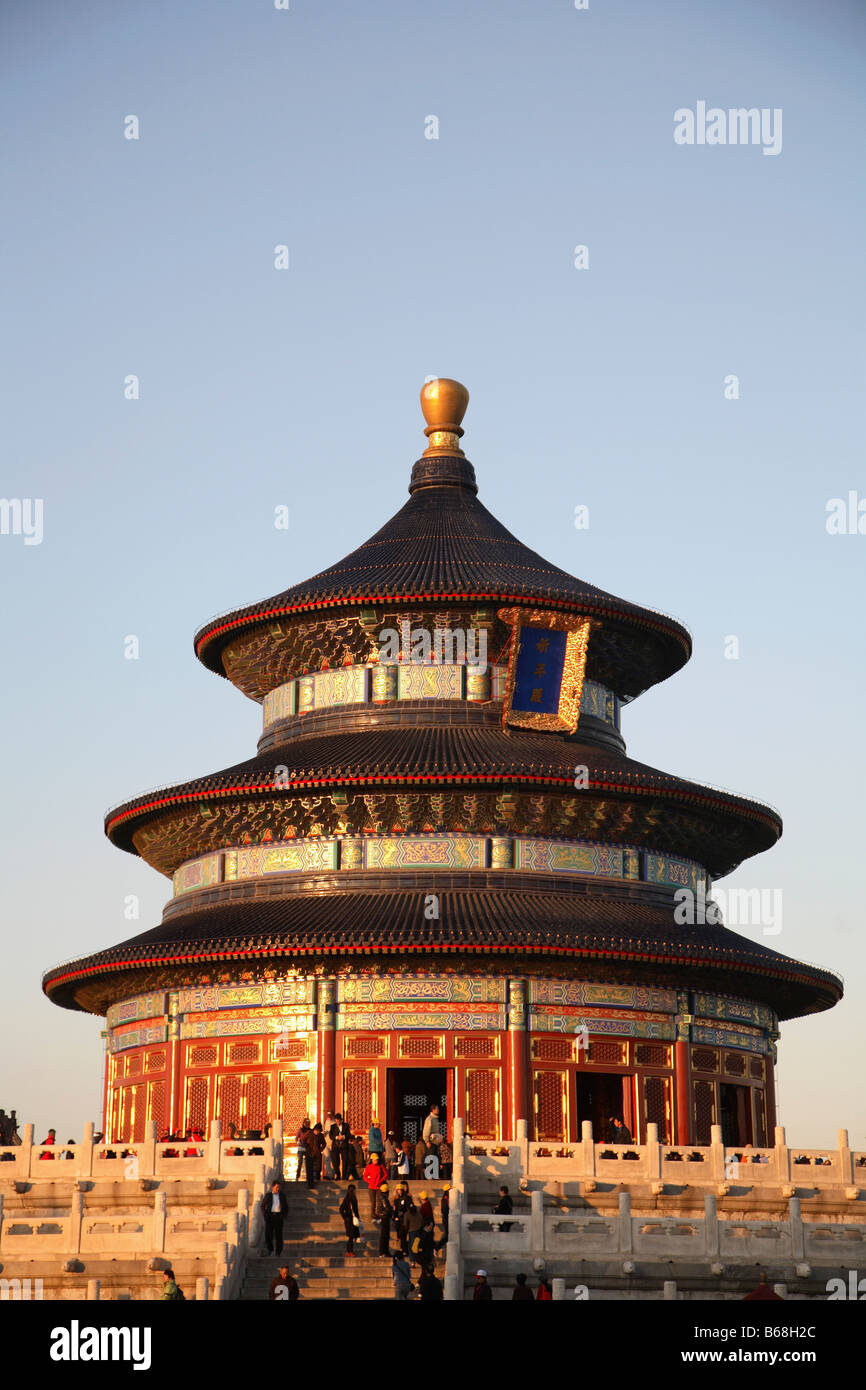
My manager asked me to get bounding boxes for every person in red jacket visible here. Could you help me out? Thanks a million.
[536,1278,553,1301]
[362,1152,387,1221]
[39,1129,56,1160]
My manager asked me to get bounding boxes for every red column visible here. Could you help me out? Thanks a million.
[316,978,336,1122]
[507,979,529,1140]
[675,1039,692,1145]
[764,1048,777,1136]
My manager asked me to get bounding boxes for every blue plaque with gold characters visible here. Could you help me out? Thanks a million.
[498,608,592,734]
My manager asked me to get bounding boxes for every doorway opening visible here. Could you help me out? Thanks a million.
[576,1072,634,1142]
[719,1082,753,1147]
[386,1068,448,1146]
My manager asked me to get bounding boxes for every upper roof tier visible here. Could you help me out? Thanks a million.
[194,380,692,702]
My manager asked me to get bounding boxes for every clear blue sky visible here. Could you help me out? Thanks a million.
[1,0,864,1146]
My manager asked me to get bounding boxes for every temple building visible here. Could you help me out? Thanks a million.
[44,380,841,1152]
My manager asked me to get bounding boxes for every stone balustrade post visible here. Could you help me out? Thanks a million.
[87,1279,101,1301]
[710,1124,725,1182]
[444,1273,459,1301]
[773,1284,787,1298]
[788,1196,805,1261]
[581,1120,595,1177]
[838,1129,853,1185]
[21,1123,34,1178]
[237,1187,250,1242]
[0,1193,4,1251]
[70,1191,84,1254]
[530,1189,544,1254]
[152,1190,166,1252]
[452,1117,465,1195]
[774,1126,790,1185]
[646,1122,661,1181]
[80,1122,94,1177]
[704,1192,719,1257]
[663,1280,677,1300]
[272,1119,284,1171]
[552,1278,566,1300]
[139,1121,157,1179]
[214,1276,225,1300]
[516,1118,528,1177]
[196,1276,209,1302]
[617,1192,632,1255]
[208,1119,222,1172]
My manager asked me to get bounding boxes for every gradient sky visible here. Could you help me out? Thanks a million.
[1,0,864,1147]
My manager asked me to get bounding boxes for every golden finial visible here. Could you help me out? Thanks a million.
[420,378,469,458]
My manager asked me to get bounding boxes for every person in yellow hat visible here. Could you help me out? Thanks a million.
[419,1190,434,1225]
[368,1117,384,1158]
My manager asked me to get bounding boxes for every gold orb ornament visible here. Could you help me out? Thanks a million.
[420,377,469,457]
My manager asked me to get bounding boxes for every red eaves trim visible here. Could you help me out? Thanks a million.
[43,940,828,997]
[194,592,690,660]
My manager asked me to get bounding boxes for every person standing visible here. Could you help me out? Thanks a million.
[368,1117,384,1158]
[303,1124,319,1187]
[397,1140,412,1180]
[512,1273,534,1301]
[350,1131,365,1180]
[536,1278,553,1301]
[472,1269,492,1301]
[384,1130,399,1178]
[261,1179,288,1256]
[608,1116,633,1145]
[294,1119,311,1181]
[339,1182,361,1257]
[493,1184,513,1233]
[435,1186,450,1255]
[311,1123,326,1182]
[438,1135,453,1179]
[269,1264,300,1300]
[393,1182,414,1255]
[160,1268,185,1301]
[392,1251,414,1301]
[418,1190,434,1226]
[422,1104,442,1150]
[414,1135,428,1180]
[363,1151,387,1221]
[419,1265,444,1301]
[376,1183,394,1257]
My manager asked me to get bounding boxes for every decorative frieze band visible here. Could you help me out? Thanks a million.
[172,836,704,898]
[105,977,774,1053]
[261,665,620,734]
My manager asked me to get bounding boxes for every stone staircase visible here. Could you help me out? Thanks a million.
[240,1181,448,1301]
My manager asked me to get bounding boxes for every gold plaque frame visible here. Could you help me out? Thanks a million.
[498,608,592,734]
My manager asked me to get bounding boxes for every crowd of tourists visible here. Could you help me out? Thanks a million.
[289,1106,452,1188]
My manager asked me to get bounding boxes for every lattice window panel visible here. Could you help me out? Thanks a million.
[344,1036,386,1058]
[749,1056,764,1081]
[189,1045,218,1068]
[644,1075,670,1143]
[456,1035,500,1059]
[724,1052,746,1076]
[126,1053,142,1078]
[694,1080,715,1145]
[399,1035,443,1059]
[534,1069,567,1141]
[247,1073,271,1130]
[146,1050,165,1072]
[635,1044,670,1068]
[587,1040,626,1066]
[185,1076,209,1133]
[273,1036,307,1062]
[466,1069,499,1140]
[228,1042,261,1066]
[692,1048,719,1073]
[280,1071,310,1134]
[131,1084,147,1143]
[343,1069,374,1134]
[532,1037,573,1062]
[148,1081,165,1136]
[218,1075,242,1134]
[119,1087,134,1144]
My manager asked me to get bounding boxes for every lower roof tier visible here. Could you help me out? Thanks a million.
[43,883,841,1020]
